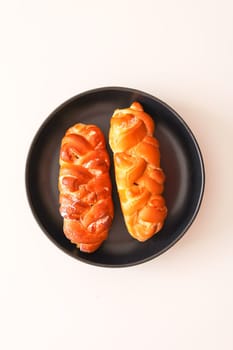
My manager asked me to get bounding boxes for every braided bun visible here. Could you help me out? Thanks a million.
[59,124,114,253]
[109,102,167,241]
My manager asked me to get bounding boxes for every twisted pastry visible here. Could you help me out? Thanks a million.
[58,124,114,253]
[109,102,167,241]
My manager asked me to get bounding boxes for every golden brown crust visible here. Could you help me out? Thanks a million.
[58,124,114,253]
[109,102,167,241]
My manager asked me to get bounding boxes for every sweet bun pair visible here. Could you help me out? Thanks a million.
[58,102,167,252]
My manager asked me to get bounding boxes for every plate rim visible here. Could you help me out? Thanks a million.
[25,86,205,268]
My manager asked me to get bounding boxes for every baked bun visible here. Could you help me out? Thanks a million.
[109,102,167,241]
[58,123,114,253]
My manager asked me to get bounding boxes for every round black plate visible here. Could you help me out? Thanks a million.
[25,87,205,267]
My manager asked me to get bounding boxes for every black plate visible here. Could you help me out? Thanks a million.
[25,87,205,267]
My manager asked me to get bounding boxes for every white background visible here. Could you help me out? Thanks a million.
[1,1,233,349]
